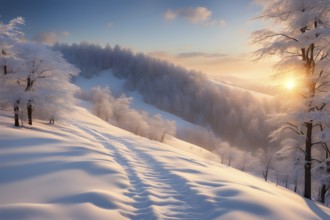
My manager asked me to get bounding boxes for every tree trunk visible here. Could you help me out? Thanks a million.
[263,169,269,182]
[263,160,271,182]
[318,184,327,204]
[304,122,313,199]
[276,172,279,186]
[2,49,7,75]
[285,175,288,188]
[25,76,34,125]
[294,179,298,193]
[14,100,19,127]
[27,101,32,125]
[160,132,166,142]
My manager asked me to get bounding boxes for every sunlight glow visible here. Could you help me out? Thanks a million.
[285,78,296,90]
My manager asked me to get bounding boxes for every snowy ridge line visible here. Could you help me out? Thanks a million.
[75,124,217,220]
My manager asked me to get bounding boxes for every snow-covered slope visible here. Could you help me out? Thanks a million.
[74,70,199,133]
[0,107,329,220]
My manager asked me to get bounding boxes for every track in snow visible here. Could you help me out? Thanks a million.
[77,125,217,220]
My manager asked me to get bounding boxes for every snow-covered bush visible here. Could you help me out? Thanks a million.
[177,125,220,151]
[80,86,176,142]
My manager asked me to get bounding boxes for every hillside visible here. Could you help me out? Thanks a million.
[74,69,198,133]
[0,106,329,220]
[56,43,278,152]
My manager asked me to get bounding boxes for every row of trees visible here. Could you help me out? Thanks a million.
[0,18,79,126]
[78,86,176,142]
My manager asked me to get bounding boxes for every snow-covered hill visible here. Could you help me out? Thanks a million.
[0,106,329,220]
[58,43,277,151]
[74,70,198,133]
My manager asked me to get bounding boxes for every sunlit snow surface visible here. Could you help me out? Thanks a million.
[0,106,329,220]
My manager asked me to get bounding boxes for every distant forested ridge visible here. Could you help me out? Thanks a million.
[54,43,278,151]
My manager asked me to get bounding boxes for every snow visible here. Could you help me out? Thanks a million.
[74,69,200,132]
[0,70,329,219]
[0,106,330,220]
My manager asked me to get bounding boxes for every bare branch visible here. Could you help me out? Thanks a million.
[312,141,326,146]
[38,68,51,76]
[282,126,304,135]
[285,146,306,154]
[316,103,326,111]
[311,158,322,163]
[254,32,300,43]
[320,53,328,60]
[268,33,300,42]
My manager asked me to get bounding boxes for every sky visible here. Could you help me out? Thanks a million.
[1,0,273,83]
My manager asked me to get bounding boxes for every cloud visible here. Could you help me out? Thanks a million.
[148,50,273,83]
[166,7,211,24]
[210,19,226,26]
[164,10,177,21]
[33,31,70,45]
[149,51,229,62]
[252,0,268,5]
[177,52,228,59]
[148,51,170,58]
[164,6,225,26]
[106,21,113,29]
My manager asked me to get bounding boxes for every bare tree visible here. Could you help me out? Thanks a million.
[256,148,274,182]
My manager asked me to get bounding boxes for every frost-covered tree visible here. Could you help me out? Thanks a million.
[313,156,330,203]
[1,18,78,126]
[256,146,277,182]
[90,86,114,120]
[0,17,24,74]
[148,114,176,142]
[252,0,330,199]
[0,17,24,126]
[178,126,220,152]
[274,139,305,192]
[13,42,79,125]
[84,86,176,142]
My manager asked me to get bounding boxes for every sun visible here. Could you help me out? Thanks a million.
[284,78,296,90]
